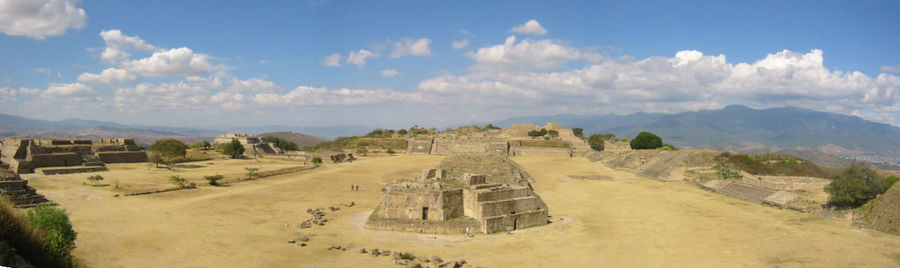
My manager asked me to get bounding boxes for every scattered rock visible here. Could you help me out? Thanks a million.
[432,256,443,263]
[329,205,340,211]
[417,256,429,263]
[288,240,295,244]
[343,201,355,207]
[299,242,307,247]
[299,236,309,242]
[359,248,368,253]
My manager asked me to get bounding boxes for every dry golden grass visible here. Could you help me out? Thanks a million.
[23,155,900,267]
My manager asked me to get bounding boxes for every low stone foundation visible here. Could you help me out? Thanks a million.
[38,166,108,175]
[366,214,480,234]
[97,151,148,163]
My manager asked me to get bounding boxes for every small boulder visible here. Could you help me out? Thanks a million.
[299,236,309,242]
[288,240,295,244]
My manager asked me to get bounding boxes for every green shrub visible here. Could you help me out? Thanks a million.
[882,176,899,192]
[245,167,260,179]
[149,138,189,162]
[715,166,742,179]
[587,134,606,151]
[399,252,415,260]
[169,175,188,188]
[222,139,245,158]
[630,132,663,150]
[386,149,396,155]
[548,129,559,138]
[572,128,584,138]
[312,157,323,164]
[25,204,77,262]
[825,162,884,208]
[189,140,211,150]
[204,174,224,186]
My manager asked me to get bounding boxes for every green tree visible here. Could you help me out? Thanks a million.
[365,128,384,137]
[189,140,211,150]
[311,156,323,164]
[169,175,188,188]
[149,138,188,163]
[222,139,245,158]
[572,128,584,138]
[25,204,77,260]
[587,134,606,151]
[397,129,408,136]
[204,174,224,186]
[825,162,885,208]
[148,152,165,168]
[630,132,663,150]
[482,124,501,130]
[548,129,559,138]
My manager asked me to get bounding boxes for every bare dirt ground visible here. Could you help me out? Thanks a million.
[25,155,900,267]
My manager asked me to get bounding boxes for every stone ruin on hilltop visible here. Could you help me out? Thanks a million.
[366,154,549,234]
[0,169,50,207]
[0,138,147,174]
[405,122,631,157]
[212,133,283,156]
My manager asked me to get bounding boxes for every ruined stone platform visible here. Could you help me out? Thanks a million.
[0,169,50,208]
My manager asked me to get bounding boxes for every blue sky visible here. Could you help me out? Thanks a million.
[1,0,899,129]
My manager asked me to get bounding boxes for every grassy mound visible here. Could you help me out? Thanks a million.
[857,183,900,235]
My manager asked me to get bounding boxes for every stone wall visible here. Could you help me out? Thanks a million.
[27,153,81,167]
[509,147,573,157]
[406,138,434,154]
[366,215,480,234]
[482,209,548,233]
[604,141,632,152]
[376,187,463,221]
[739,175,830,192]
[97,151,149,163]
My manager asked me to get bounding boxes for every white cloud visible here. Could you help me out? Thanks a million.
[114,82,209,111]
[882,66,900,73]
[42,82,94,97]
[391,38,433,58]
[227,77,278,93]
[452,39,469,50]
[122,47,223,77]
[0,0,86,39]
[509,19,547,35]
[346,49,376,67]
[33,67,51,74]
[77,68,137,84]
[380,69,399,77]
[468,35,582,70]
[99,29,156,62]
[254,86,421,107]
[321,53,343,67]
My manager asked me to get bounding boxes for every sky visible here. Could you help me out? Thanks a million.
[1,0,899,129]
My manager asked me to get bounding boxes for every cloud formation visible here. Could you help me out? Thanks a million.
[42,82,94,97]
[452,39,469,49]
[381,69,399,77]
[468,36,582,70]
[347,49,377,67]
[77,68,137,84]
[391,38,432,58]
[322,53,343,67]
[0,0,86,39]
[509,19,547,35]
[122,47,222,77]
[100,29,156,62]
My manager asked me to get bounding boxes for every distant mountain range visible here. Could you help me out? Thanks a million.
[0,113,353,145]
[491,105,900,167]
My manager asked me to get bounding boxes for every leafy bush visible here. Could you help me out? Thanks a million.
[189,140,211,150]
[0,197,74,267]
[312,157,323,164]
[482,124,501,130]
[25,204,77,261]
[397,129,408,136]
[716,166,742,179]
[572,128,584,138]
[245,167,259,179]
[169,175,188,188]
[204,174,224,186]
[587,134,606,151]
[222,139,245,158]
[630,132,663,150]
[548,129,559,138]
[825,162,885,208]
[884,176,900,191]
[399,252,415,260]
[660,144,678,150]
[386,149,396,155]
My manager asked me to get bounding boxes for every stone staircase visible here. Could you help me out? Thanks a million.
[0,171,50,208]
[81,154,106,167]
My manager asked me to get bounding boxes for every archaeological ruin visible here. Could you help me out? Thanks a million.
[212,133,283,156]
[405,123,599,157]
[0,169,50,207]
[0,138,148,174]
[366,154,549,234]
